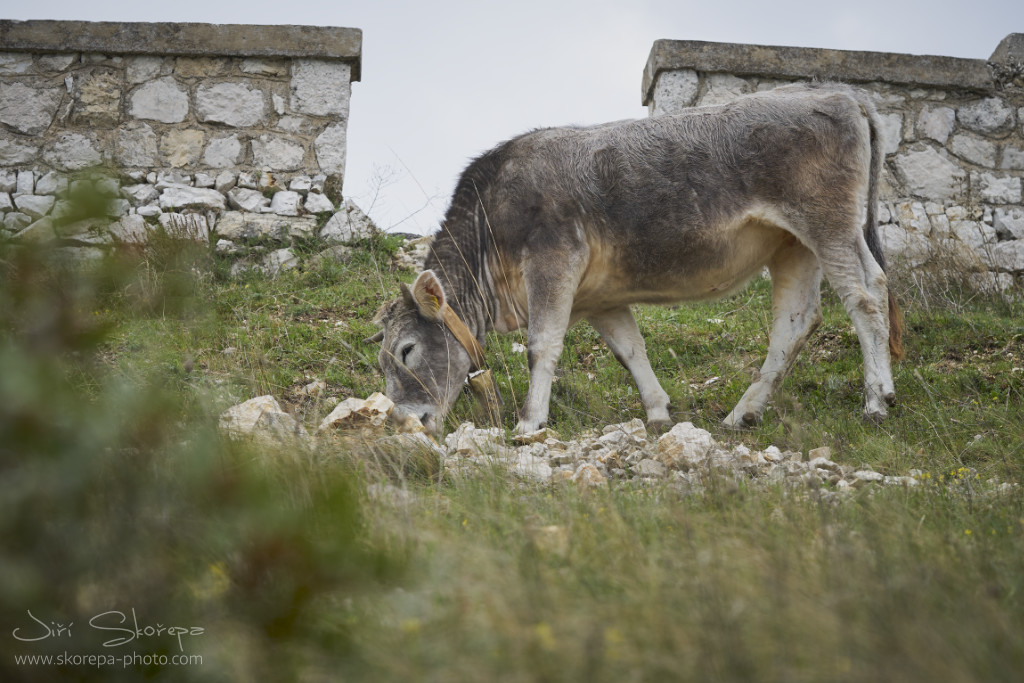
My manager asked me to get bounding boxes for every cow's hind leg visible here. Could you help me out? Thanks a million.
[818,236,895,421]
[588,307,672,431]
[724,240,822,429]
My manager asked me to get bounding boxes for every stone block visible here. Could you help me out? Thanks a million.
[304,191,334,213]
[970,172,1022,204]
[894,200,931,234]
[120,183,160,206]
[14,194,55,219]
[0,171,15,193]
[957,97,1015,135]
[314,124,347,176]
[13,217,56,243]
[196,81,267,127]
[649,69,699,116]
[109,214,151,244]
[159,185,225,210]
[949,133,997,167]
[42,133,102,171]
[983,241,1024,272]
[203,134,243,168]
[240,58,288,77]
[277,116,315,134]
[35,172,67,196]
[994,208,1024,240]
[0,82,62,135]
[114,122,158,167]
[129,77,188,124]
[227,187,270,212]
[215,210,317,241]
[126,56,165,84]
[37,53,77,71]
[289,175,312,194]
[915,105,955,143]
[951,220,997,250]
[174,56,228,78]
[0,193,13,212]
[160,129,205,167]
[0,134,38,165]
[252,134,305,171]
[699,74,750,106]
[290,59,351,116]
[320,200,375,243]
[0,53,34,74]
[1000,145,1024,170]
[880,223,930,268]
[16,171,35,196]
[214,171,236,193]
[877,113,903,156]
[194,173,215,188]
[269,190,302,216]
[4,212,32,232]
[159,212,209,241]
[71,69,121,126]
[892,146,966,200]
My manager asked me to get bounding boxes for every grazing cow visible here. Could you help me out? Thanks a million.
[371,83,903,435]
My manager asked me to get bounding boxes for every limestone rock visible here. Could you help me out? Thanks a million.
[158,213,209,241]
[949,133,997,167]
[35,172,67,196]
[877,113,903,156]
[13,217,57,243]
[252,134,304,171]
[320,200,376,243]
[227,188,270,213]
[657,421,715,469]
[126,56,165,84]
[303,191,334,213]
[970,172,1022,204]
[42,133,102,171]
[120,183,159,207]
[214,171,237,194]
[215,211,317,241]
[318,392,394,432]
[0,82,62,135]
[314,124,348,176]
[14,194,55,220]
[892,146,966,200]
[983,241,1024,272]
[0,53,34,75]
[129,77,189,124]
[269,190,302,216]
[0,134,37,165]
[636,459,667,478]
[262,248,299,277]
[4,212,33,232]
[445,422,506,455]
[204,135,243,168]
[290,60,351,116]
[71,69,121,126]
[916,105,955,144]
[700,74,750,106]
[957,97,1015,135]
[650,69,699,116]
[219,395,307,442]
[993,208,1024,240]
[109,214,151,244]
[196,82,267,127]
[512,453,553,483]
[159,185,226,211]
[160,129,205,167]
[571,462,607,487]
[0,193,12,213]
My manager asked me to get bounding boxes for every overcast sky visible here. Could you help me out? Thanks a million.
[8,1,1024,233]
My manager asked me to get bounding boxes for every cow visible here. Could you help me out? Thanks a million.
[371,82,904,436]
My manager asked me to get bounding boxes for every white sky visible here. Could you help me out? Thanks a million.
[7,1,1024,233]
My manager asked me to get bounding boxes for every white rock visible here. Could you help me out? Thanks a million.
[957,97,1015,134]
[314,124,348,176]
[109,214,151,244]
[851,470,884,486]
[0,170,16,193]
[983,241,1024,272]
[951,220,997,250]
[126,56,165,84]
[252,134,305,171]
[227,187,271,213]
[0,134,37,165]
[320,200,377,242]
[512,453,553,483]
[318,392,394,431]
[159,185,226,211]
[129,77,188,123]
[34,172,67,196]
[949,133,997,167]
[219,395,307,442]
[303,191,334,213]
[263,248,299,277]
[915,105,955,143]
[602,417,647,439]
[970,172,1022,204]
[196,82,267,127]
[269,190,302,216]
[106,199,130,218]
[13,217,56,243]
[445,422,506,455]
[240,58,288,77]
[0,83,62,135]
[290,60,351,116]
[657,421,715,469]
[215,239,237,254]
[237,172,257,189]
[42,133,102,171]
[203,135,243,168]
[967,272,1015,294]
[215,211,317,241]
[15,170,34,196]
[4,212,32,232]
[311,174,327,193]
[571,462,607,487]
[0,193,12,213]
[214,171,237,194]
[650,69,699,116]
[993,208,1024,240]
[193,173,216,189]
[158,213,209,241]
[0,53,34,74]
[289,175,312,194]
[700,74,750,106]
[137,205,161,218]
[14,195,55,220]
[120,183,160,207]
[636,459,668,478]
[37,53,77,72]
[892,147,966,200]
[877,113,903,156]
[154,171,191,189]
[894,201,931,234]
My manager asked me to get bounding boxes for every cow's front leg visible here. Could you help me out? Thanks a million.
[588,307,671,431]
[515,250,585,435]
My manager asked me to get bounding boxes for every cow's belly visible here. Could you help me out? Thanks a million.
[572,218,792,316]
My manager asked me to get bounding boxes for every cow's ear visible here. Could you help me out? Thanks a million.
[364,329,384,344]
[410,270,446,321]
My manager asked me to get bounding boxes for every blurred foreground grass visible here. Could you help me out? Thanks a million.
[1,237,1022,681]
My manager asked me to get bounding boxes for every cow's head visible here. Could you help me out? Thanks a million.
[370,270,474,434]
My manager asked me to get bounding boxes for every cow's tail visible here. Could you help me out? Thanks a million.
[858,91,904,360]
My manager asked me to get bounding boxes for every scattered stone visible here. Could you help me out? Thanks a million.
[219,395,307,443]
[262,248,299,277]
[513,427,562,445]
[318,392,394,432]
[446,422,507,456]
[320,199,377,242]
[299,379,327,398]
[657,421,715,469]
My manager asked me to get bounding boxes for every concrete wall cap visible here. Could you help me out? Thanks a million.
[0,20,362,80]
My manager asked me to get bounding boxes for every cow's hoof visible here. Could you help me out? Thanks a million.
[884,392,896,406]
[722,410,758,430]
[863,406,888,423]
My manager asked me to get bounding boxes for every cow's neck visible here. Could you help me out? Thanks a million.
[423,229,493,344]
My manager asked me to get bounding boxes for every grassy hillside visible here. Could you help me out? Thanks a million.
[2,236,1022,681]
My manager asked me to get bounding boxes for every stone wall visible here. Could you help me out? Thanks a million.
[643,34,1024,294]
[0,20,368,270]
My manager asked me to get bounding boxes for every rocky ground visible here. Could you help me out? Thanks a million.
[219,393,1019,501]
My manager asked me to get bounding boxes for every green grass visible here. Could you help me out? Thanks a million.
[2,238,1022,681]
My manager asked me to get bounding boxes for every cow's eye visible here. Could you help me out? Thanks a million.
[400,344,415,364]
